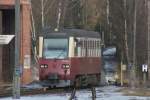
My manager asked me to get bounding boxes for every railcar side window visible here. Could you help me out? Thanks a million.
[43,38,68,59]
[74,38,101,57]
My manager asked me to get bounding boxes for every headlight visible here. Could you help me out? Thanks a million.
[40,64,48,68]
[62,64,70,69]
[40,65,45,68]
[65,65,70,69]
[44,64,48,68]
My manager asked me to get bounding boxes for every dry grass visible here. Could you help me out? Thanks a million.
[120,87,150,96]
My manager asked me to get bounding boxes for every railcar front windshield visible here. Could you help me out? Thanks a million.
[43,38,68,59]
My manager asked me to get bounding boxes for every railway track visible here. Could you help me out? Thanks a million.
[0,87,71,98]
[0,82,98,99]
[69,86,97,100]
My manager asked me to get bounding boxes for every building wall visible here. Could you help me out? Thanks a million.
[0,0,29,5]
[0,0,32,84]
[21,3,32,84]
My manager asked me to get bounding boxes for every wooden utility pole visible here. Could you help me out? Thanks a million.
[124,0,129,64]
[121,60,123,86]
[106,0,110,44]
[106,0,109,27]
[131,0,137,89]
[12,0,21,99]
[124,0,131,87]
[147,0,150,81]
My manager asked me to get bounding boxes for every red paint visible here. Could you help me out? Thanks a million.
[39,58,70,80]
[70,57,101,79]
[39,57,101,82]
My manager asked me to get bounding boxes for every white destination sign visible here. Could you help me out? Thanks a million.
[0,35,15,44]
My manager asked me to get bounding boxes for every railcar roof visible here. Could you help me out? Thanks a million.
[38,28,101,38]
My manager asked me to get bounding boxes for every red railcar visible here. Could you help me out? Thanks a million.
[38,29,102,87]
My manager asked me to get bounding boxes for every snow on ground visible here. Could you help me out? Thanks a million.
[103,47,116,56]
[94,86,150,100]
[22,81,43,89]
[0,93,71,100]
[1,86,150,100]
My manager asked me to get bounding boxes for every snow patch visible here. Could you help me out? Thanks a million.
[103,47,116,56]
[1,86,150,100]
